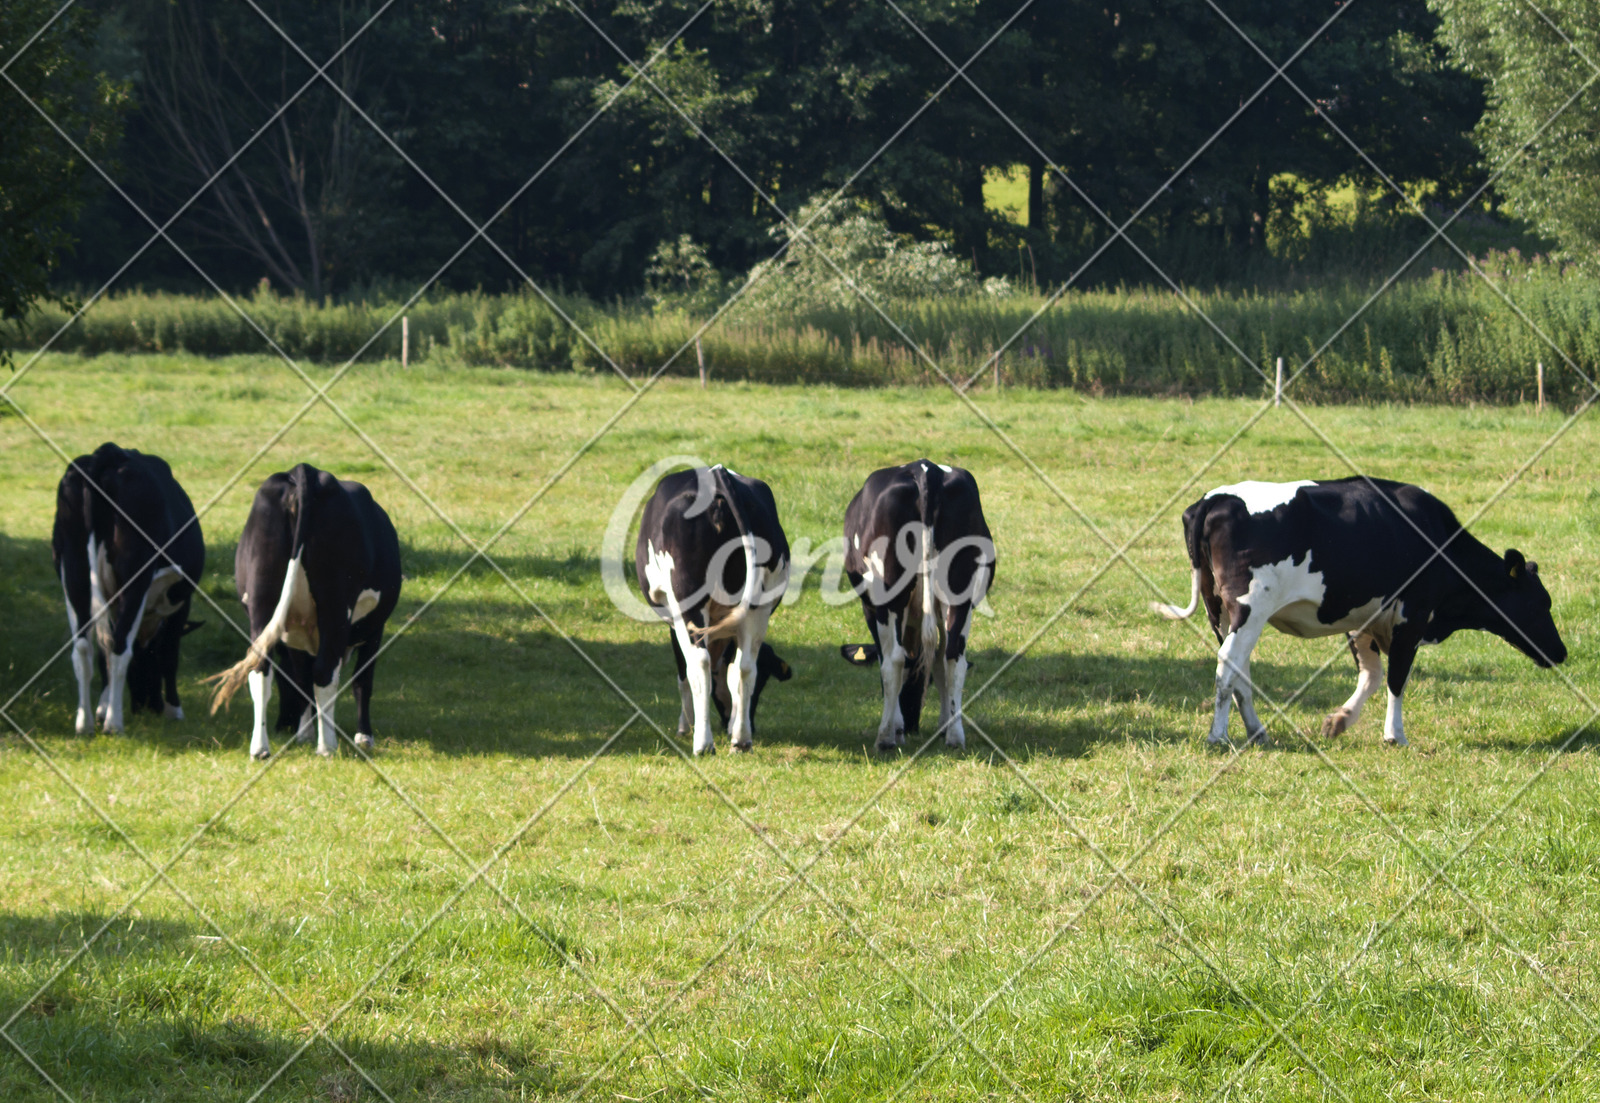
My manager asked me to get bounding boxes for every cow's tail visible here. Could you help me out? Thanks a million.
[909,462,941,683]
[206,467,315,712]
[1151,498,1209,620]
[688,465,760,643]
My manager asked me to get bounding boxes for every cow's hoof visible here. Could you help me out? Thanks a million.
[74,711,92,736]
[1322,710,1351,738]
[294,727,314,744]
[1245,728,1272,747]
[353,732,374,753]
[731,741,753,754]
[252,750,271,762]
[1205,735,1233,751]
[876,741,900,754]
[164,704,185,721]
[1383,734,1408,748]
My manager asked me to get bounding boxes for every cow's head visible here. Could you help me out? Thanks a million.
[1491,549,1567,667]
[1433,549,1567,666]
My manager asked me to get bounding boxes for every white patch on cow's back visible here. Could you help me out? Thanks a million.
[350,588,381,624]
[936,463,952,473]
[1206,480,1316,515]
[643,540,676,606]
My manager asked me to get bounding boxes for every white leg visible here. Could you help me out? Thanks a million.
[163,703,185,720]
[876,613,906,750]
[294,704,316,743]
[1211,623,1264,746]
[71,637,94,735]
[104,648,133,733]
[683,643,714,755]
[1325,634,1383,737]
[102,592,149,735]
[1383,689,1407,747]
[248,669,273,760]
[314,663,341,757]
[1231,655,1270,745]
[726,606,774,751]
[676,676,693,734]
[943,653,969,749]
[95,682,112,727]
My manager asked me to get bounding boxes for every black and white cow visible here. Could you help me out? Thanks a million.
[635,465,789,754]
[839,461,995,752]
[53,443,205,734]
[208,463,401,759]
[1156,478,1567,747]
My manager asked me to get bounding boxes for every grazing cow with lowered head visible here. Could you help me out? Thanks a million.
[1155,478,1567,747]
[635,465,789,754]
[208,463,401,759]
[840,461,995,752]
[53,443,205,734]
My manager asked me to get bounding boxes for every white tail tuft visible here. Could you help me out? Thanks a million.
[1151,568,1202,620]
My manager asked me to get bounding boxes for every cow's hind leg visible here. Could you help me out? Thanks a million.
[248,667,273,760]
[349,637,381,752]
[875,612,907,752]
[726,608,773,752]
[1324,632,1383,737]
[1211,612,1265,746]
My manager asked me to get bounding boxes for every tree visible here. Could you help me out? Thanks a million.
[1431,0,1600,271]
[0,0,126,363]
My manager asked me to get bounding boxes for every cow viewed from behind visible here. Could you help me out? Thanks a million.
[840,461,995,752]
[635,465,789,754]
[1156,478,1567,747]
[53,443,205,734]
[208,463,401,759]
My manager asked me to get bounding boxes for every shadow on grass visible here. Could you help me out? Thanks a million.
[0,911,577,1103]
[3,531,1570,760]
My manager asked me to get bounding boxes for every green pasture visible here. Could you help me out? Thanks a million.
[2,353,1599,1101]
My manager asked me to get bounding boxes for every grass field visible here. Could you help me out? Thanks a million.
[2,353,1599,1101]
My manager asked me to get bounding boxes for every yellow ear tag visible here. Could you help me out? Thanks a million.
[854,647,868,661]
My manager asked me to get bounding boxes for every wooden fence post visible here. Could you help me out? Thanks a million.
[1537,360,1544,413]
[696,334,706,388]
[402,316,409,369]
[1274,356,1283,406]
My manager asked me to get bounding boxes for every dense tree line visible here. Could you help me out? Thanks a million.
[24,0,1491,303]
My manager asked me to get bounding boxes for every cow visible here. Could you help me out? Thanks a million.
[53,443,205,735]
[207,463,401,760]
[635,465,789,754]
[1155,478,1567,748]
[839,461,996,753]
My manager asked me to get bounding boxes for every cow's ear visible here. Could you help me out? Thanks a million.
[1506,549,1527,578]
[841,644,879,666]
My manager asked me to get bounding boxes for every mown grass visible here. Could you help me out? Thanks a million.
[1,353,1598,1101]
[17,248,1600,403]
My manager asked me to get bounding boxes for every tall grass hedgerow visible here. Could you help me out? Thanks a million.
[18,251,1597,403]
